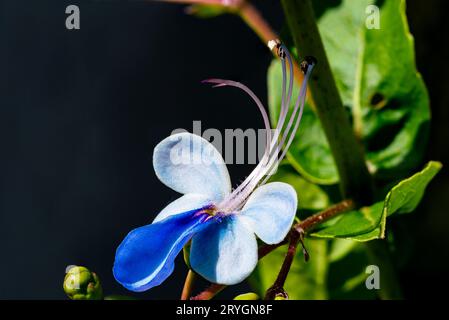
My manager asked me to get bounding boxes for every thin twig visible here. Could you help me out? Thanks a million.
[181,269,196,300]
[158,0,305,86]
[295,199,355,232]
[264,230,301,300]
[190,283,225,300]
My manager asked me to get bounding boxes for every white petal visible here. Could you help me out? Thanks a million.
[153,193,213,223]
[190,215,258,285]
[239,182,297,244]
[153,132,231,201]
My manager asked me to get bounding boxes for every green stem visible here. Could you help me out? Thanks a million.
[281,0,402,299]
[281,0,373,206]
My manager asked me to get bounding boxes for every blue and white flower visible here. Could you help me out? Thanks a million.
[113,41,315,292]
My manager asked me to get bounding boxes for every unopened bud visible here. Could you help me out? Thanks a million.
[63,266,103,300]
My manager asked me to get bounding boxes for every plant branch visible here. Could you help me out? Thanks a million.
[281,0,403,300]
[159,0,305,85]
[281,0,373,206]
[237,1,276,45]
[181,269,196,300]
[264,230,301,300]
[190,200,354,300]
[190,283,225,300]
[295,200,353,232]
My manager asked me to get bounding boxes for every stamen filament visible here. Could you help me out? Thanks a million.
[201,79,272,156]
[216,41,315,213]
[219,44,293,211]
[260,63,314,184]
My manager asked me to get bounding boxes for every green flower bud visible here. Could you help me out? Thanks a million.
[233,293,260,300]
[274,295,288,300]
[63,266,103,300]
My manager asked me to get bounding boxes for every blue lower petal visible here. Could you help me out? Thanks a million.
[190,214,258,285]
[113,207,213,292]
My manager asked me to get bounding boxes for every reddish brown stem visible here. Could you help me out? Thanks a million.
[264,230,301,300]
[181,270,196,300]
[190,283,225,300]
[295,199,354,232]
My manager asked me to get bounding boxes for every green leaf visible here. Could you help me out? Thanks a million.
[328,238,358,263]
[268,163,330,210]
[250,239,328,299]
[384,161,442,215]
[327,240,377,299]
[311,201,385,241]
[268,61,338,184]
[311,161,441,241]
[268,1,431,183]
[314,0,431,179]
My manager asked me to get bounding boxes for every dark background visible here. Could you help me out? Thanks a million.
[0,0,448,299]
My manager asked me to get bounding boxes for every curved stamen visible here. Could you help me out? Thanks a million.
[225,56,315,211]
[202,79,272,158]
[260,63,314,185]
[219,44,293,211]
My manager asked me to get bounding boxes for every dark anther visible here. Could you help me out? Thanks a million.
[277,45,286,59]
[300,56,318,74]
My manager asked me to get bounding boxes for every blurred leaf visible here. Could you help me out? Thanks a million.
[311,161,441,241]
[387,222,414,269]
[250,239,328,299]
[186,4,232,18]
[268,61,338,184]
[315,0,430,178]
[327,240,377,299]
[268,0,431,183]
[328,238,359,263]
[269,163,330,210]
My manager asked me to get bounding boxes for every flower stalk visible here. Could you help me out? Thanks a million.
[181,270,197,300]
[263,230,301,300]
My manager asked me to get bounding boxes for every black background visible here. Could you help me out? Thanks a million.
[0,0,448,299]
